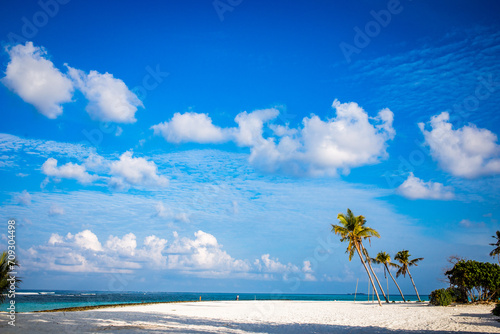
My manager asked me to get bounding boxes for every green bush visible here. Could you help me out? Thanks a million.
[429,288,453,306]
[447,286,468,303]
[493,303,500,317]
[446,260,500,302]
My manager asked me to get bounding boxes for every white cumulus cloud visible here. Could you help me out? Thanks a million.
[419,112,500,178]
[72,230,103,252]
[106,233,137,256]
[151,112,228,144]
[21,228,313,280]
[302,260,313,273]
[67,66,143,123]
[41,158,97,184]
[246,100,395,176]
[167,230,250,274]
[397,173,454,200]
[151,100,395,177]
[109,151,168,189]
[1,42,74,118]
[255,254,299,273]
[233,108,280,146]
[48,233,64,245]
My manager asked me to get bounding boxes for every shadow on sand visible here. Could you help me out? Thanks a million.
[1,310,498,334]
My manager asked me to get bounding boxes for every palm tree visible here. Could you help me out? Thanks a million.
[361,245,389,303]
[372,251,405,302]
[332,208,382,306]
[394,250,423,302]
[490,231,500,264]
[1,251,21,303]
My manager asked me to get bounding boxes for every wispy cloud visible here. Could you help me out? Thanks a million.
[341,27,500,125]
[0,133,95,163]
[48,204,65,216]
[0,135,168,190]
[15,190,32,206]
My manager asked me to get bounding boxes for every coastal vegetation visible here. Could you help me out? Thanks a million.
[490,231,500,264]
[331,209,424,306]
[331,209,382,306]
[430,260,499,306]
[394,250,424,302]
[493,303,500,317]
[372,251,406,302]
[446,260,500,303]
[362,247,389,303]
[0,250,21,303]
[429,287,467,306]
[430,231,500,306]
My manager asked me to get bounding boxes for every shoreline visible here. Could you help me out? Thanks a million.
[2,293,424,313]
[32,300,199,313]
[28,299,415,313]
[0,298,425,314]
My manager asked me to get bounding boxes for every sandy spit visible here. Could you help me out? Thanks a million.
[1,300,498,333]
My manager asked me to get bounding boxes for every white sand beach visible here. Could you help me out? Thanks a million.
[1,300,499,333]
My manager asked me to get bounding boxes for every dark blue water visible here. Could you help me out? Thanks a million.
[2,291,424,312]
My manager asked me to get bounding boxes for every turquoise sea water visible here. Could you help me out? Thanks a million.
[1,291,425,313]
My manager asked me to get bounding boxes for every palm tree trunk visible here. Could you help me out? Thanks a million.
[406,268,421,302]
[354,243,382,306]
[385,264,405,302]
[361,245,389,303]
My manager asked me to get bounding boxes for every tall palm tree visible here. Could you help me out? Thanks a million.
[394,250,423,302]
[361,246,389,303]
[332,208,382,306]
[490,231,500,264]
[372,251,405,302]
[0,251,21,303]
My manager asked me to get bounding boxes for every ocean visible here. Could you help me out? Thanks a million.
[1,291,425,312]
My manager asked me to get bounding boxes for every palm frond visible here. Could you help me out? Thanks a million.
[409,257,424,266]
[332,209,380,266]
[395,266,404,278]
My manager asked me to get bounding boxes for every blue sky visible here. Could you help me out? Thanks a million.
[1,0,500,295]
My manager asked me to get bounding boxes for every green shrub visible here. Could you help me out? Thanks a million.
[447,286,468,303]
[429,288,453,306]
[446,260,500,302]
[493,303,500,317]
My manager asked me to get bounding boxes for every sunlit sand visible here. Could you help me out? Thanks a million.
[1,300,498,333]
